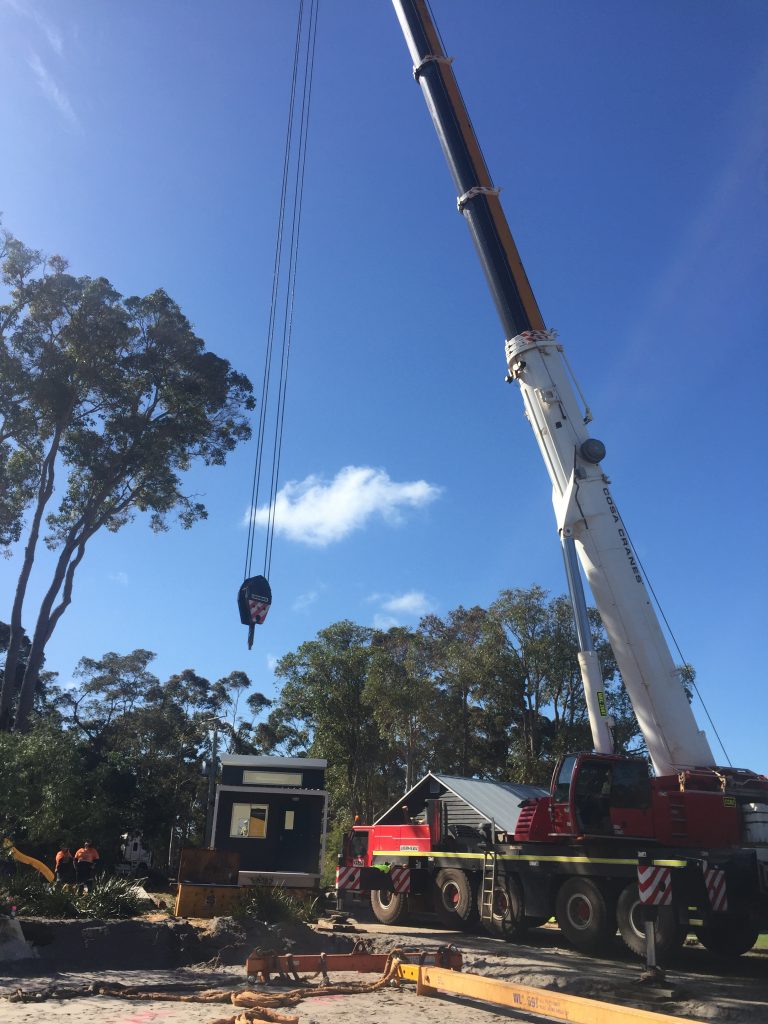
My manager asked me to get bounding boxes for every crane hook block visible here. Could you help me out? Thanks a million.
[238,576,272,648]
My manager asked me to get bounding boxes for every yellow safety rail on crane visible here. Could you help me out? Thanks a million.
[2,838,54,882]
[397,963,706,1024]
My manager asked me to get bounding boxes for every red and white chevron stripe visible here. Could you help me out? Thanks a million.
[703,863,727,912]
[335,866,361,891]
[389,866,411,894]
[637,864,672,906]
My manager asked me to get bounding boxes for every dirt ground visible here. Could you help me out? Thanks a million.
[1,907,767,1024]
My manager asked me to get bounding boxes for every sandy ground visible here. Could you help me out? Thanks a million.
[1,913,767,1024]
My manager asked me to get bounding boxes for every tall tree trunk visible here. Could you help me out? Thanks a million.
[14,534,87,731]
[0,435,60,728]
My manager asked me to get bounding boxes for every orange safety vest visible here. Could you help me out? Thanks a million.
[75,847,99,863]
[55,850,73,868]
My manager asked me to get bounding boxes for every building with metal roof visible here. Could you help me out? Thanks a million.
[375,772,547,837]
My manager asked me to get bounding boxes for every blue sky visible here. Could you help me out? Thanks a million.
[1,1,766,773]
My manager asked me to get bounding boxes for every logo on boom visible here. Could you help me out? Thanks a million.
[603,488,642,584]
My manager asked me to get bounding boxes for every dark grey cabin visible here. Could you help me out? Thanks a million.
[211,755,328,888]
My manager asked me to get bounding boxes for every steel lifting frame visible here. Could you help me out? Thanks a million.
[245,941,462,984]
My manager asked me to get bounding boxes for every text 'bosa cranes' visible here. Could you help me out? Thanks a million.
[336,0,768,960]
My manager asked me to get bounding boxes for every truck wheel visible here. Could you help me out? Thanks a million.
[555,877,616,954]
[478,874,526,940]
[370,889,409,925]
[696,918,759,957]
[616,883,685,959]
[433,869,478,930]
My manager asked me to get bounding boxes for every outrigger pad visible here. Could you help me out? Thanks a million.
[238,575,273,626]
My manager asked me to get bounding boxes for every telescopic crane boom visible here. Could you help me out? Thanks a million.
[392,0,715,777]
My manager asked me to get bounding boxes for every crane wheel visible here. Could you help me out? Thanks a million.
[370,888,409,925]
[478,874,527,939]
[555,877,616,954]
[433,869,478,930]
[695,916,759,957]
[616,882,685,959]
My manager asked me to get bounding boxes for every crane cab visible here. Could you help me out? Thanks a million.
[550,753,655,839]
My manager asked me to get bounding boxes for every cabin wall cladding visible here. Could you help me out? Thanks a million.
[211,755,328,886]
[439,792,486,831]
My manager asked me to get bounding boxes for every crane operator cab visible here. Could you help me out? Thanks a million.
[550,753,654,839]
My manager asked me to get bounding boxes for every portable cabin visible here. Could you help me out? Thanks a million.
[211,755,328,888]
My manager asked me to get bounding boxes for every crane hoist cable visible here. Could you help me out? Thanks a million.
[238,0,319,649]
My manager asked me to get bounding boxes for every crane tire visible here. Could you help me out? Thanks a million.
[617,883,685,959]
[478,874,527,940]
[696,918,759,957]
[555,877,616,954]
[433,869,478,930]
[370,888,409,925]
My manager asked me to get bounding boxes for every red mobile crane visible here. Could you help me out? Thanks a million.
[337,0,768,958]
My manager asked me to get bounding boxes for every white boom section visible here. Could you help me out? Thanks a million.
[505,329,715,777]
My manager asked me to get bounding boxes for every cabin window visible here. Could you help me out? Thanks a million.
[243,770,303,786]
[231,803,269,838]
[609,761,651,809]
[284,811,295,830]
[553,755,577,803]
[349,831,369,859]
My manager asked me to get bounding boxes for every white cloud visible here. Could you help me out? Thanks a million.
[34,11,63,55]
[245,465,441,547]
[381,591,433,617]
[27,50,79,128]
[266,654,278,672]
[3,0,64,54]
[373,614,399,630]
[369,590,434,629]
[109,571,129,586]
[293,589,319,611]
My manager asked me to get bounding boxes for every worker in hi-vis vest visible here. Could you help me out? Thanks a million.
[74,840,99,886]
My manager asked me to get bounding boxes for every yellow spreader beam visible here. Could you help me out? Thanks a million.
[396,963,706,1024]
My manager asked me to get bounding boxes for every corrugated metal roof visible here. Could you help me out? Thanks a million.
[435,774,547,834]
[374,771,547,835]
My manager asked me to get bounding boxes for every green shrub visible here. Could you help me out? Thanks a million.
[74,874,145,918]
[235,884,318,926]
[0,870,145,919]
[0,871,79,917]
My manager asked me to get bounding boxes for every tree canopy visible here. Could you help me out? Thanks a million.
[0,227,255,730]
[0,586,648,879]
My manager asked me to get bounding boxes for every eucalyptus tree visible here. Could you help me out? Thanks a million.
[271,620,397,820]
[366,625,438,790]
[0,229,255,730]
[418,605,493,777]
[489,586,634,782]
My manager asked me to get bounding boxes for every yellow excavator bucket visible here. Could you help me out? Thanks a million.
[2,837,55,883]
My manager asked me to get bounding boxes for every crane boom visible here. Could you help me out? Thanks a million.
[392,0,715,776]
